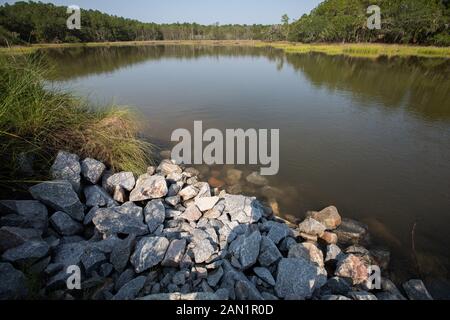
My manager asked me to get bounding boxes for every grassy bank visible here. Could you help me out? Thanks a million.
[1,40,450,58]
[0,53,153,190]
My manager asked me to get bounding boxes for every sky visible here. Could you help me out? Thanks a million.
[0,0,324,25]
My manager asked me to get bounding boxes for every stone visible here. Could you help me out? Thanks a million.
[335,254,368,285]
[375,278,406,300]
[307,206,342,230]
[239,231,261,269]
[0,263,28,299]
[299,233,318,242]
[267,222,291,244]
[246,171,268,186]
[195,196,219,212]
[180,205,202,222]
[50,211,83,236]
[29,180,84,222]
[99,263,114,277]
[93,207,148,236]
[131,237,169,273]
[166,172,183,184]
[334,218,369,246]
[115,269,136,292]
[2,240,49,263]
[84,185,116,208]
[157,160,182,176]
[320,231,338,244]
[172,271,187,286]
[288,242,324,267]
[193,239,215,264]
[0,200,48,231]
[258,236,282,267]
[50,151,81,192]
[165,196,180,207]
[215,288,229,300]
[348,291,378,300]
[162,239,186,267]
[81,158,105,184]
[81,249,107,275]
[324,277,352,295]
[113,186,127,203]
[167,183,182,197]
[0,226,42,252]
[179,185,199,201]
[298,217,326,237]
[207,266,224,287]
[223,194,263,224]
[147,166,156,175]
[225,169,242,185]
[52,242,87,268]
[253,267,275,286]
[275,258,327,299]
[144,200,166,233]
[235,280,263,300]
[402,279,433,300]
[208,177,225,188]
[110,235,135,272]
[112,276,146,300]
[105,172,135,193]
[116,201,143,219]
[129,174,168,201]
[83,207,98,225]
[325,244,345,262]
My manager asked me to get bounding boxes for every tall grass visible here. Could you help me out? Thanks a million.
[0,53,153,189]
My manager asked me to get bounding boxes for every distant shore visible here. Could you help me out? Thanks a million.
[1,40,450,59]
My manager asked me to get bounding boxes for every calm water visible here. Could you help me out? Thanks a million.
[45,45,450,296]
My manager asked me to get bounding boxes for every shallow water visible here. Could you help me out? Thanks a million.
[45,45,450,295]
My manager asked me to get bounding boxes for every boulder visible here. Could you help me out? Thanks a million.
[320,231,338,244]
[131,237,169,273]
[157,160,182,176]
[246,172,268,186]
[298,217,326,237]
[0,263,28,299]
[0,227,42,252]
[84,185,116,208]
[129,174,168,202]
[2,240,49,263]
[165,196,180,207]
[50,211,83,236]
[258,236,282,267]
[325,244,345,262]
[402,279,433,300]
[80,158,105,184]
[112,276,146,300]
[81,249,107,275]
[348,291,378,300]
[335,254,368,285]
[104,172,135,193]
[267,222,291,245]
[195,196,219,212]
[0,200,48,231]
[307,206,341,230]
[223,194,263,224]
[144,200,166,233]
[92,207,148,236]
[239,231,261,269]
[193,239,215,264]
[162,239,186,267]
[179,185,199,201]
[110,235,135,272]
[50,151,81,192]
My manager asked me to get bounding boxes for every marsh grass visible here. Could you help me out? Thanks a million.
[0,53,154,190]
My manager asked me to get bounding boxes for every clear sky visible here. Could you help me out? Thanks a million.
[0,0,324,24]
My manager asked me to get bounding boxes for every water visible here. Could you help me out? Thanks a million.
[44,45,450,295]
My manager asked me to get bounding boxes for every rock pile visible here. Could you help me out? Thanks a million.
[0,151,433,300]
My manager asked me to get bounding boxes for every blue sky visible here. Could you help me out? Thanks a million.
[0,0,324,24]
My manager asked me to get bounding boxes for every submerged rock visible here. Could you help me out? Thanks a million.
[246,172,268,186]
[334,218,369,246]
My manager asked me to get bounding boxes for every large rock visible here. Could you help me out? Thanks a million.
[2,240,49,263]
[144,200,166,233]
[239,231,261,269]
[253,267,275,286]
[104,172,135,193]
[193,239,215,264]
[179,185,199,201]
[112,276,146,300]
[129,174,168,202]
[307,206,342,230]
[334,218,369,246]
[246,172,268,186]
[92,207,148,236]
[207,266,224,287]
[275,258,327,299]
[0,227,42,252]
[29,180,84,222]
[180,204,202,222]
[402,279,433,300]
[325,244,344,262]
[131,237,169,273]
[298,217,326,237]
[50,211,83,236]
[225,169,242,185]
[288,242,324,267]
[84,185,116,208]
[81,158,105,184]
[157,160,182,176]
[0,263,28,299]
[162,239,186,267]
[267,222,291,244]
[50,151,81,192]
[81,249,107,275]
[223,194,263,224]
[110,235,135,272]
[0,200,48,231]
[258,236,282,267]
[335,254,368,285]
[195,196,219,212]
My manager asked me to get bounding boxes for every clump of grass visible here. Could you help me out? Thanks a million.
[0,53,153,188]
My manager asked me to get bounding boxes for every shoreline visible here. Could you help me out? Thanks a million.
[1,40,450,59]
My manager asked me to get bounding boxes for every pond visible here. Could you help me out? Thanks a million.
[44,45,450,296]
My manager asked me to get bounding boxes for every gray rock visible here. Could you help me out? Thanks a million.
[112,276,146,300]
[267,222,291,244]
[50,151,81,192]
[0,263,28,299]
[167,183,182,197]
[144,200,166,233]
[348,291,378,300]
[50,211,83,236]
[298,217,326,237]
[235,280,263,300]
[193,239,215,264]
[0,200,48,231]
[215,288,229,300]
[116,202,143,219]
[325,244,344,262]
[0,226,42,252]
[207,266,224,287]
[2,240,49,263]
[81,158,106,184]
[223,194,263,224]
[157,160,182,176]
[261,292,279,300]
[93,207,148,236]
[52,242,87,268]
[29,180,84,222]
[129,174,168,202]
[179,185,199,201]
[81,249,107,275]
[195,182,211,199]
[180,204,202,222]
[195,196,219,212]
[258,236,282,267]
[239,231,261,269]
[131,236,169,273]
[110,235,135,272]
[83,206,98,225]
[402,279,433,300]
[105,172,135,193]
[288,242,324,267]
[375,278,406,300]
[324,277,352,295]
[275,258,327,299]
[172,270,187,286]
[246,171,268,186]
[334,218,369,246]
[165,196,180,207]
[253,267,275,286]
[99,263,114,277]
[115,269,136,291]
[84,185,116,208]
[162,239,186,267]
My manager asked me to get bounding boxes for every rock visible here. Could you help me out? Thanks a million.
[29,180,84,222]
[99,263,113,277]
[324,277,352,295]
[165,196,180,207]
[226,183,243,195]
[334,218,369,246]
[207,266,224,287]
[173,270,187,286]
[81,249,107,275]
[208,177,225,188]
[375,278,406,300]
[84,185,116,208]
[50,211,83,236]
[52,242,87,270]
[215,288,229,300]
[179,186,199,201]
[50,151,81,192]
[239,231,261,269]
[225,169,242,185]
[299,233,318,242]
[402,279,433,300]
[131,237,169,273]
[105,172,135,193]
[93,207,148,236]
[2,240,49,263]
[180,205,202,222]
[0,200,48,231]
[193,239,215,264]
[325,244,344,262]
[223,194,263,224]
[298,217,326,237]
[0,263,28,299]
[116,202,143,219]
[235,280,263,300]
[166,172,183,183]
[320,231,338,244]
[258,236,282,267]
[0,226,42,252]
[144,200,166,233]
[246,172,268,186]
[348,291,378,300]
[307,206,341,230]
[335,254,368,285]
[129,174,168,201]
[288,242,324,267]
[167,183,182,197]
[253,267,275,286]
[110,235,135,272]
[162,239,186,267]
[275,258,327,299]
[157,160,182,176]
[267,222,291,244]
[112,276,146,300]
[81,158,105,184]
[321,295,351,300]
[195,196,219,212]
[113,186,127,203]
[260,185,284,199]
